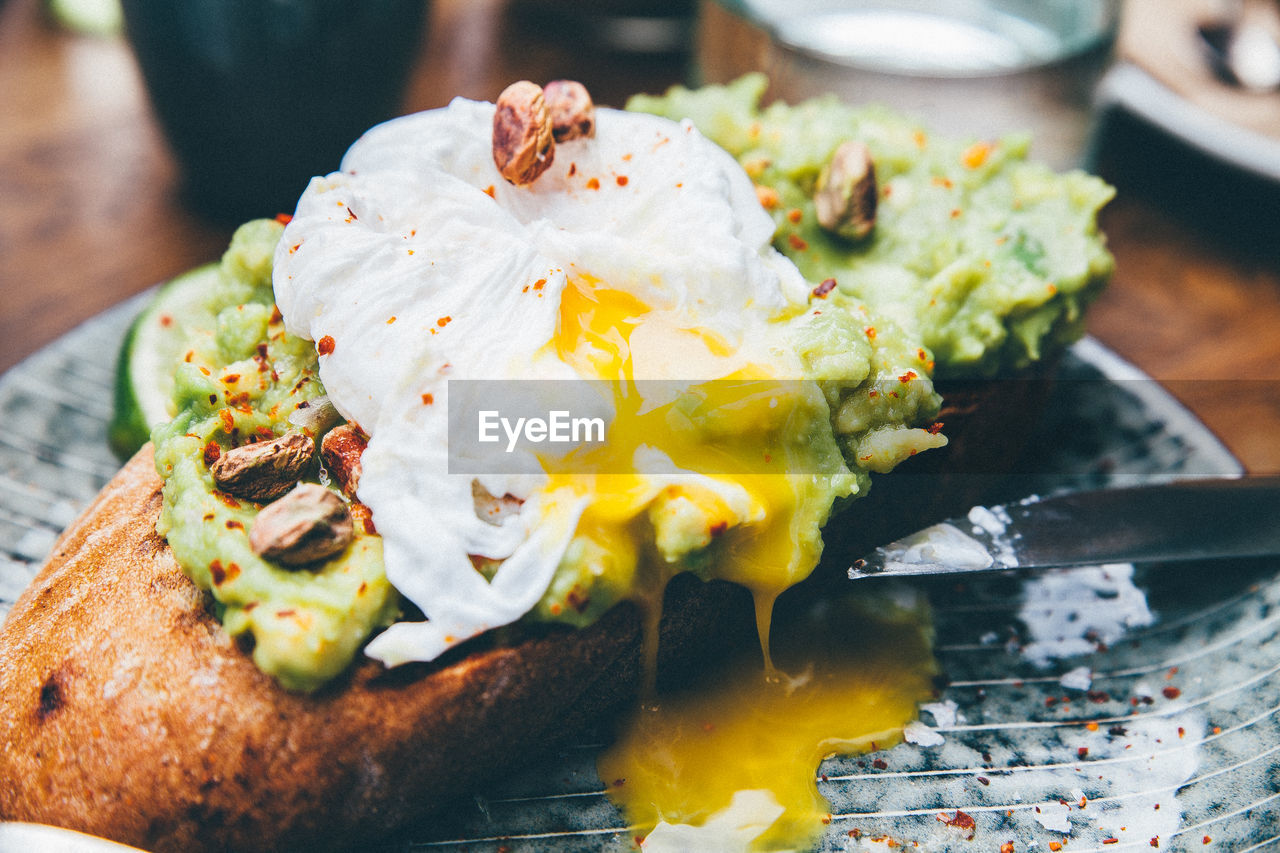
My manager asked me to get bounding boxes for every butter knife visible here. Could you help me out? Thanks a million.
[850,477,1280,580]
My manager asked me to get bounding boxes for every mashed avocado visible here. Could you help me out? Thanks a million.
[150,220,398,692]
[628,74,1115,377]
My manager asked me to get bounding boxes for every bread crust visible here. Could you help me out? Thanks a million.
[0,447,755,852]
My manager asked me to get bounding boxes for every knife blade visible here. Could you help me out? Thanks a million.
[849,477,1280,580]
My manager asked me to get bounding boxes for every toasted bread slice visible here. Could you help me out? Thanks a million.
[0,447,757,852]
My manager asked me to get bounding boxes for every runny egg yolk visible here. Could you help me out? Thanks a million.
[548,277,939,849]
[547,277,830,669]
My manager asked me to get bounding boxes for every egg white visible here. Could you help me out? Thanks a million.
[274,98,813,664]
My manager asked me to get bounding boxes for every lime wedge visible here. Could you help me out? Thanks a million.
[45,0,122,36]
[109,264,222,459]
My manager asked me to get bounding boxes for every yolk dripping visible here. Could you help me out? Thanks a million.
[549,278,935,851]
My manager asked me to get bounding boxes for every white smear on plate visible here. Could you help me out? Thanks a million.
[1018,563,1154,667]
[1059,666,1093,692]
[903,720,945,747]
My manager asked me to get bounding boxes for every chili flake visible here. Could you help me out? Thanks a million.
[1162,686,1181,699]
[203,441,221,466]
[962,141,993,169]
[788,234,808,251]
[812,278,837,298]
[616,175,629,186]
[755,185,779,209]
[275,212,293,225]
[317,335,336,356]
[787,208,802,224]
[586,177,600,190]
[422,393,434,405]
[437,316,452,328]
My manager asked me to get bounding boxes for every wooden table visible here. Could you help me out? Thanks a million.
[3,0,1278,473]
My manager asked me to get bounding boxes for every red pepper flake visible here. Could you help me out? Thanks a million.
[422,393,434,405]
[484,185,496,198]
[1162,686,1182,699]
[1103,838,1119,845]
[567,163,576,177]
[210,561,239,586]
[1150,838,1160,848]
[1046,696,1059,707]
[938,810,975,836]
[350,502,377,534]
[158,313,174,329]
[1000,844,1015,853]
[276,609,296,619]
[899,370,918,383]
[184,350,195,363]
[202,513,215,522]
[962,141,993,169]
[288,242,302,255]
[788,234,808,251]
[533,278,546,291]
[872,758,888,769]
[223,373,240,385]
[275,212,293,225]
[1047,283,1059,295]
[787,208,803,223]
[219,409,235,433]
[1203,836,1212,844]
[977,776,990,786]
[616,175,629,186]
[586,177,600,190]
[913,130,927,148]
[755,185,779,209]
[1086,722,1099,731]
[927,421,944,435]
[225,519,243,531]
[812,278,837,298]
[1178,727,1186,738]
[216,492,241,509]
[345,206,358,221]
[950,208,962,219]
[1077,747,1089,758]
[1166,666,1179,679]
[864,326,877,340]
[437,316,452,328]
[317,335,336,356]
[931,176,954,189]
[1213,726,1221,734]
[358,581,368,596]
[1049,843,1063,852]
[199,366,212,376]
[203,441,221,466]
[270,306,283,324]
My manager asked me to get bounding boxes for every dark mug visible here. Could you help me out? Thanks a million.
[121,0,428,221]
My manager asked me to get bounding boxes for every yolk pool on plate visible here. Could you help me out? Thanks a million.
[598,593,938,851]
